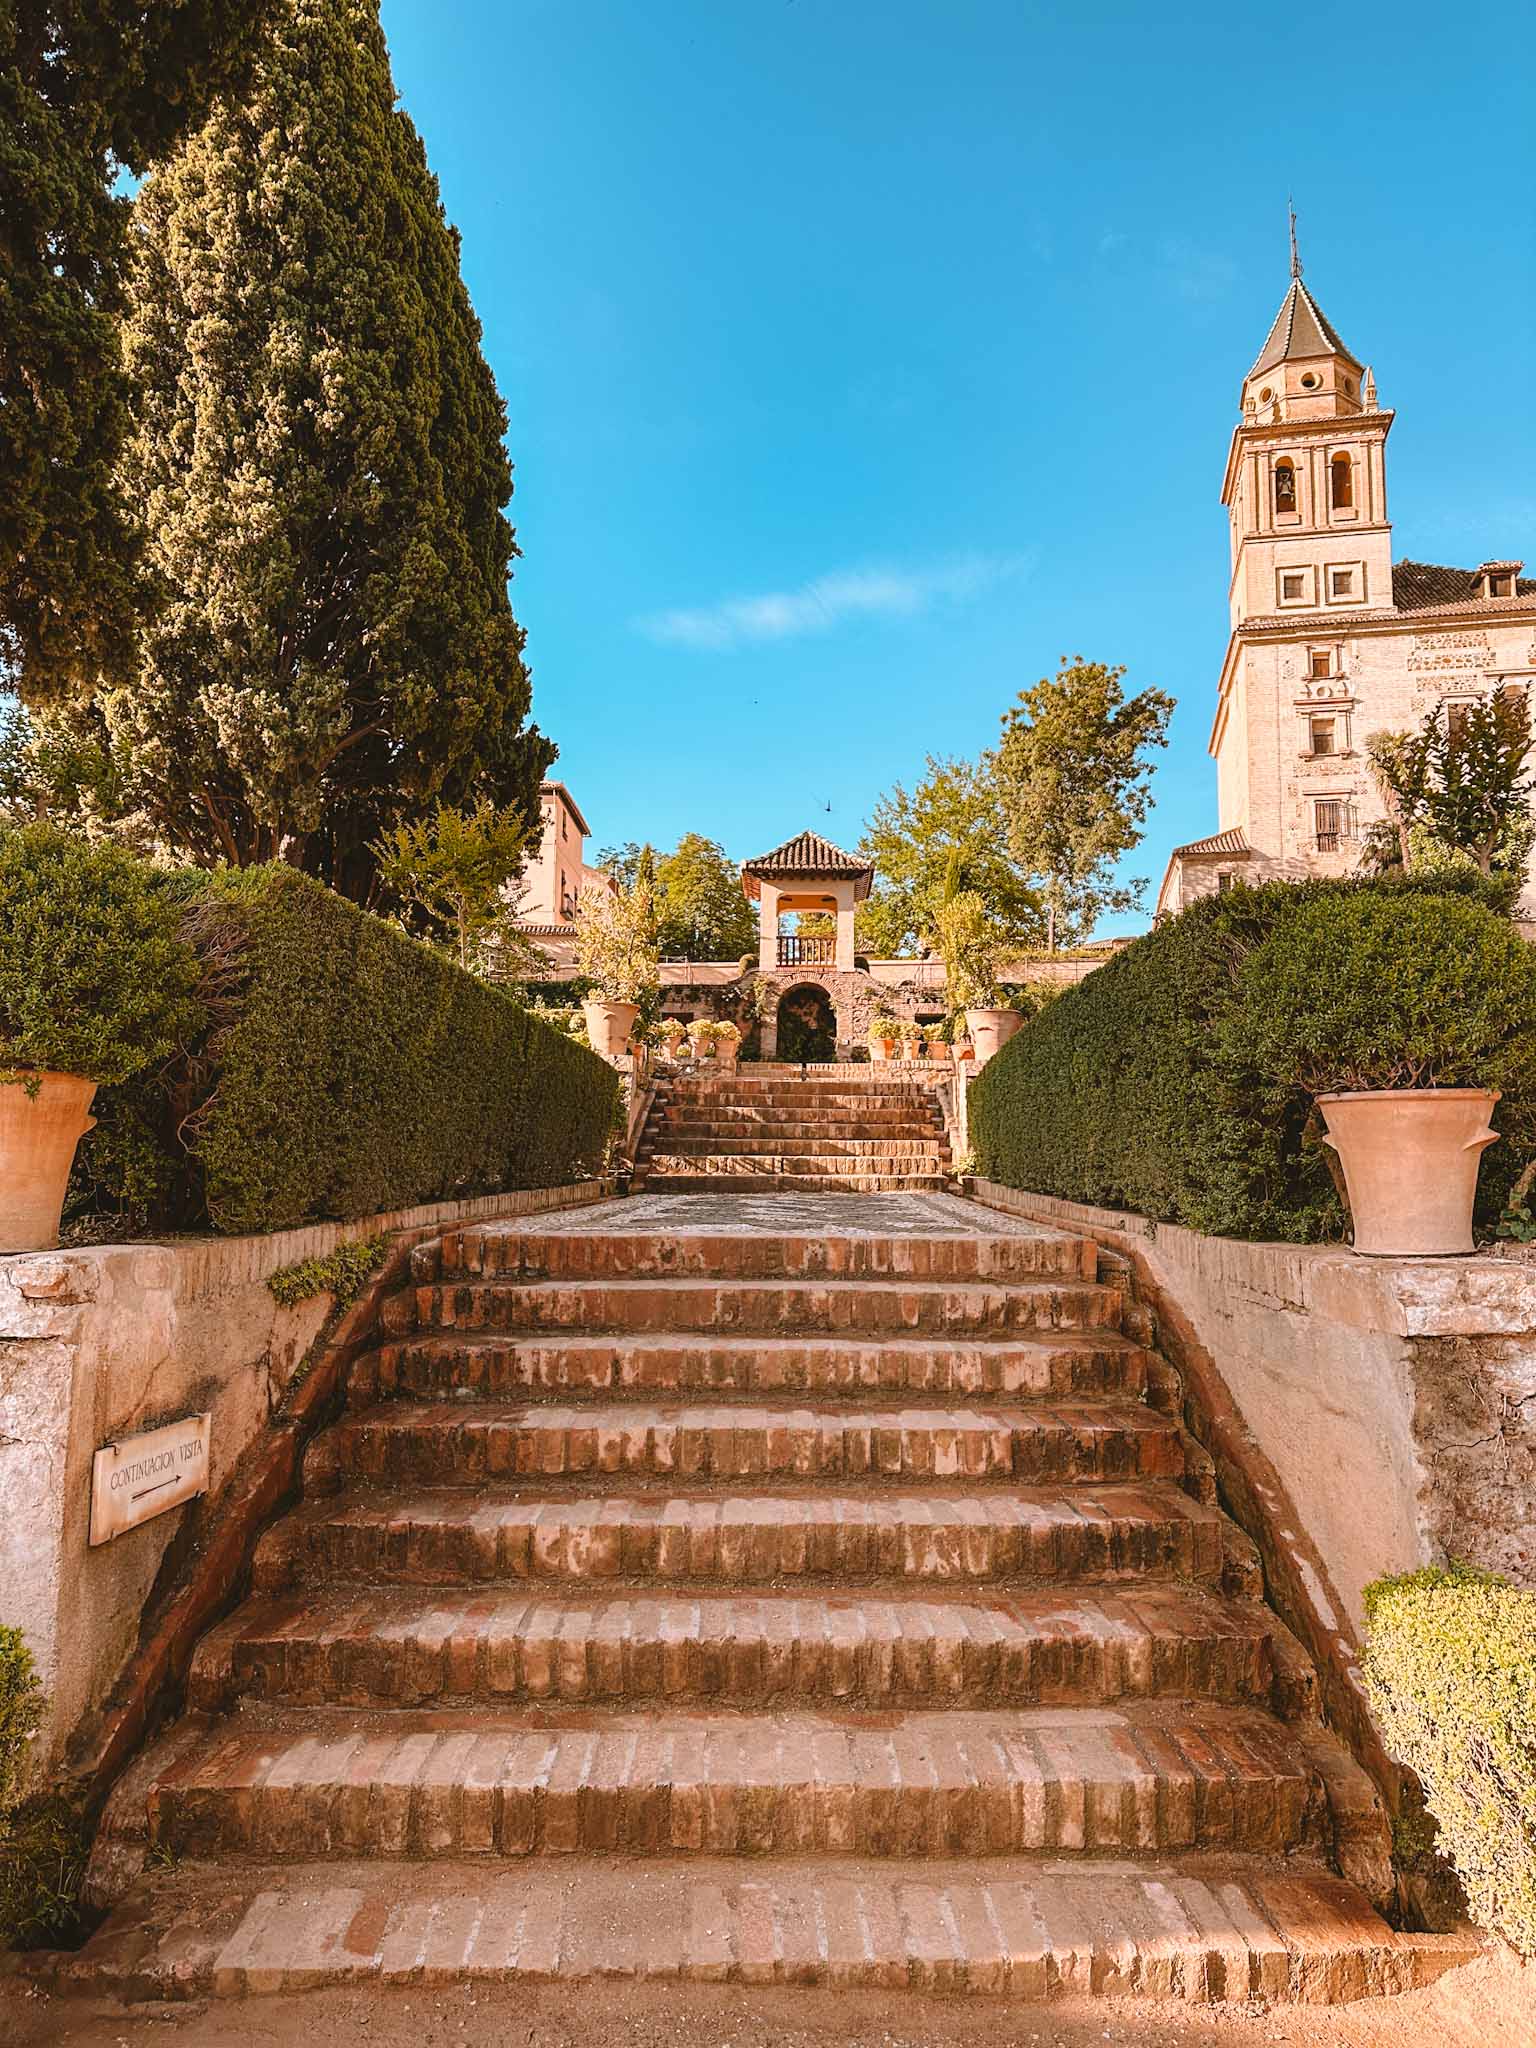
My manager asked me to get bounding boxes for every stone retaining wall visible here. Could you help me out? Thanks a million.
[970,1181,1536,1622]
[0,1180,613,1772]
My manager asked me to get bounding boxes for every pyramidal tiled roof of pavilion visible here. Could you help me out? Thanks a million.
[741,830,873,878]
[1247,276,1359,379]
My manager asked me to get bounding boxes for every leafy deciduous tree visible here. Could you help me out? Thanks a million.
[67,0,552,898]
[995,657,1174,951]
[655,833,757,961]
[371,798,535,973]
[1,0,279,697]
[1364,697,1534,879]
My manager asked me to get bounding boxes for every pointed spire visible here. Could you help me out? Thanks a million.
[1288,198,1302,280]
[1363,365,1378,411]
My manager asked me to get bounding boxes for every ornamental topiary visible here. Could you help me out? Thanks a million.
[0,825,203,1086]
[1220,890,1536,1096]
[1364,1566,1536,1956]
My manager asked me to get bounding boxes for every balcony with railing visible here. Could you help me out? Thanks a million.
[776,933,836,968]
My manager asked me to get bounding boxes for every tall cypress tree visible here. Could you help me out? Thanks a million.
[1,1,278,695]
[94,0,552,897]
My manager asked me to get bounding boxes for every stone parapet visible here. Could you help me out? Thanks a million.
[0,1178,614,1774]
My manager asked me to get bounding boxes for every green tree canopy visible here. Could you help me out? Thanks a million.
[57,0,551,899]
[1364,697,1534,880]
[995,656,1173,951]
[852,755,1043,958]
[1,0,278,698]
[371,798,535,972]
[655,833,757,961]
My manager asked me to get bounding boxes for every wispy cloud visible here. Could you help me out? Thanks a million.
[635,552,1030,652]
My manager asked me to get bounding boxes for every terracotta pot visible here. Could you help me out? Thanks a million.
[966,1007,1024,1065]
[0,1070,98,1252]
[1318,1087,1501,1256]
[582,998,640,1060]
[957,1043,976,1062]
[870,1038,894,1064]
[716,1040,740,1069]
[690,1037,717,1062]
[902,1038,923,1063]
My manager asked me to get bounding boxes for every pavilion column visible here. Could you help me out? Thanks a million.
[757,882,780,972]
[835,892,857,972]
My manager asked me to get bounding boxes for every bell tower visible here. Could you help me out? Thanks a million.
[1221,222,1394,630]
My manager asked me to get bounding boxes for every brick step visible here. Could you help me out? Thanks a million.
[351,1329,1149,1407]
[189,1585,1292,1715]
[640,1153,950,1177]
[406,1276,1121,1338]
[307,1399,1186,1492]
[638,1130,950,1146]
[59,1853,1478,2004]
[660,1080,938,1097]
[633,1170,956,1195]
[98,1703,1333,1863]
[251,1481,1229,1590]
[656,1109,944,1132]
[438,1223,1094,1283]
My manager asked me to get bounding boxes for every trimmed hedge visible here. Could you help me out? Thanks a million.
[968,873,1533,1242]
[1364,1567,1536,1956]
[78,866,619,1235]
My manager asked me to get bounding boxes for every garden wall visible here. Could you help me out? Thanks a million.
[0,1180,612,1773]
[971,1181,1536,1627]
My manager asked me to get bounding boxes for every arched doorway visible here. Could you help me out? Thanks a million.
[775,983,837,1064]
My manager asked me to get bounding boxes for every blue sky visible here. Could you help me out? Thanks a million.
[382,0,1534,932]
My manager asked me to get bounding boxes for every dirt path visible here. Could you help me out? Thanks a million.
[4,1956,1531,2048]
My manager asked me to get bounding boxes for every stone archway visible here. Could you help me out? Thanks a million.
[773,982,837,1064]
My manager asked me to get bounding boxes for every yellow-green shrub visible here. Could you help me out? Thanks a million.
[1364,1566,1536,1954]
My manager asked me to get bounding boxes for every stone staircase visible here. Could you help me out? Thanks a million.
[635,1069,952,1191]
[70,1191,1474,2006]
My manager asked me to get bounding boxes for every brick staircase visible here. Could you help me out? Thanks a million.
[635,1068,952,1191]
[71,1191,1474,2006]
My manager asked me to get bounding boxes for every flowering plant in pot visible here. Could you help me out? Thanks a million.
[867,1012,900,1062]
[713,1019,742,1068]
[652,1016,687,1060]
[923,1021,950,1060]
[0,825,203,1250]
[575,876,659,1058]
[1222,890,1536,1255]
[687,1017,719,1061]
[932,891,1019,1065]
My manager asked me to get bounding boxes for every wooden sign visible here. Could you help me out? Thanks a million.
[90,1413,210,1546]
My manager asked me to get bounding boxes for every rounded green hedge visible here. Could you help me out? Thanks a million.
[0,824,203,1086]
[1364,1566,1536,1956]
[969,873,1529,1242]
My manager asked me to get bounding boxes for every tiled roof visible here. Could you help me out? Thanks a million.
[1393,560,1536,611]
[1169,827,1253,861]
[742,831,873,878]
[1247,279,1358,378]
[538,781,592,838]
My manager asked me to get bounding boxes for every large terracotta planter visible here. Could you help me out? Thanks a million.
[0,1071,97,1252]
[582,998,640,1060]
[966,1007,1024,1065]
[716,1040,740,1070]
[902,1038,924,1063]
[870,1038,894,1064]
[1318,1087,1501,1256]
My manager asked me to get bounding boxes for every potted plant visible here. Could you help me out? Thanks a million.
[901,1022,925,1062]
[868,1012,900,1063]
[1224,890,1536,1256]
[575,875,660,1059]
[932,891,1020,1065]
[653,1016,687,1060]
[0,825,203,1251]
[714,1019,742,1069]
[923,1021,950,1061]
[687,1017,719,1061]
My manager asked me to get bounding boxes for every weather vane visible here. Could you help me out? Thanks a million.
[1288,197,1302,280]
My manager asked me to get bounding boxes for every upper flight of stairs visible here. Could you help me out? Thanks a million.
[634,1069,952,1192]
[69,1192,1475,2007]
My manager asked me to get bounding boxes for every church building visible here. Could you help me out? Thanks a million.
[1158,248,1536,916]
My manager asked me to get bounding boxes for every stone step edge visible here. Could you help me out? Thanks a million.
[55,1855,1480,2006]
[185,1584,1311,1718]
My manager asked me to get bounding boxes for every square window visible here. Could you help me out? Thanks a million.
[1310,717,1336,757]
[1282,572,1306,601]
[1329,567,1354,598]
[1309,648,1332,679]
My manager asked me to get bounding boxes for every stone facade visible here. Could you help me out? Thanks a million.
[1159,261,1536,916]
